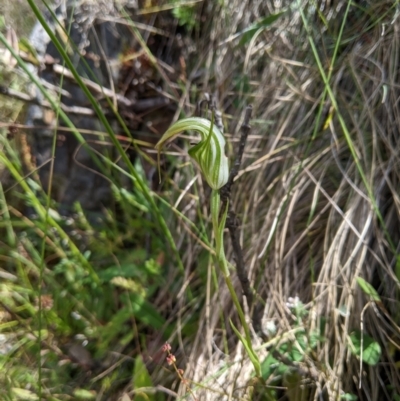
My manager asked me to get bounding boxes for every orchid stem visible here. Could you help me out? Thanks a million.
[211,189,260,375]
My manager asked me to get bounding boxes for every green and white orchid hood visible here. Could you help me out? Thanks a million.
[155,117,229,190]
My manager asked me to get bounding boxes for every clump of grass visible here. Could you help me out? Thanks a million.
[169,1,400,400]
[0,1,185,400]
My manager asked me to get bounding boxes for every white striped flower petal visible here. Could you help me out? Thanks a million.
[155,117,229,190]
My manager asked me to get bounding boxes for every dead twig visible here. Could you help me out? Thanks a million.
[0,84,95,116]
[221,105,252,197]
[0,83,169,117]
[1,51,170,113]
[52,63,133,107]
[219,106,255,327]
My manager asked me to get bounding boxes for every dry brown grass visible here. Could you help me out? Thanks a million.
[161,1,400,400]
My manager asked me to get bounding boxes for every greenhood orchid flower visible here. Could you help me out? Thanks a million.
[155,117,229,190]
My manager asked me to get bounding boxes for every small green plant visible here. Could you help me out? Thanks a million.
[170,1,198,29]
[156,115,261,377]
[258,297,323,399]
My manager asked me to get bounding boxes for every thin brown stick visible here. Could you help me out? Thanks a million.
[0,82,170,116]
[221,105,253,196]
[52,64,132,107]
[0,84,95,116]
[2,50,171,113]
[220,105,257,327]
[15,51,133,106]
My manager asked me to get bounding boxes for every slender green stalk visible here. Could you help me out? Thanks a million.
[24,0,185,275]
[298,0,398,270]
[211,189,260,377]
[0,152,100,282]
[305,0,351,290]
[37,6,76,397]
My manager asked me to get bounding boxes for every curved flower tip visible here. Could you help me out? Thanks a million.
[155,117,229,190]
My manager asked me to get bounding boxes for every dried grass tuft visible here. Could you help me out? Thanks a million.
[171,1,400,399]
